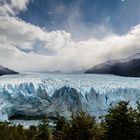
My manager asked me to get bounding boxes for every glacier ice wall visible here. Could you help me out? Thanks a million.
[0,73,140,121]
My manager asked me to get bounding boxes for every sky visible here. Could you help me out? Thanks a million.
[0,0,140,72]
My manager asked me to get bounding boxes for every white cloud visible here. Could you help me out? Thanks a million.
[0,0,30,16]
[0,16,72,52]
[0,0,140,72]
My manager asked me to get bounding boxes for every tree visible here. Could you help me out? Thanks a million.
[25,125,37,140]
[104,101,135,140]
[61,112,100,140]
[134,101,140,140]
[35,117,51,140]
[53,115,67,140]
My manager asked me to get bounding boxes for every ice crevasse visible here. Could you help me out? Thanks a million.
[0,74,140,121]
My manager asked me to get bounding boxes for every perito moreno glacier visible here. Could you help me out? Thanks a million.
[0,73,140,122]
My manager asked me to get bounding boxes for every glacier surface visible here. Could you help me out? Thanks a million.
[0,73,140,123]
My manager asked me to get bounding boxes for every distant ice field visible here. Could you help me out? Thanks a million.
[1,73,140,93]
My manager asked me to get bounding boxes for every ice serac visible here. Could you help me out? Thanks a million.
[0,74,140,121]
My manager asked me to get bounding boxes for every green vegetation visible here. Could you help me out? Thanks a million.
[1,101,140,140]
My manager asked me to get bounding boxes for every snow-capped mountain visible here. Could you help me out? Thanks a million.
[85,53,140,77]
[0,65,18,76]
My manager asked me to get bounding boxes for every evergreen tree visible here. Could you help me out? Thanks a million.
[35,117,51,140]
[104,101,135,140]
[61,112,100,140]
[25,125,37,140]
[134,101,140,140]
[53,115,67,140]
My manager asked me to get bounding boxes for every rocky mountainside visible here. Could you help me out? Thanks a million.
[85,53,140,77]
[0,65,18,76]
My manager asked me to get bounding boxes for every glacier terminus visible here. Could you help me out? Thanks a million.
[0,73,140,125]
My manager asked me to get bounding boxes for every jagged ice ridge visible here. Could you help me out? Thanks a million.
[0,73,140,122]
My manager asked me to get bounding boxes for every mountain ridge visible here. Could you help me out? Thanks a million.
[85,53,140,77]
[0,65,18,76]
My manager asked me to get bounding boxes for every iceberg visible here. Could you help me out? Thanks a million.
[0,73,140,122]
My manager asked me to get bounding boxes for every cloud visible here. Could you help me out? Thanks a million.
[0,16,72,52]
[0,15,74,71]
[0,0,30,16]
[0,0,140,72]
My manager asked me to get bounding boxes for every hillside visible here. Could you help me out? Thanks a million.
[0,65,18,76]
[85,53,140,77]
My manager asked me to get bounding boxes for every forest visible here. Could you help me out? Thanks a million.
[0,101,140,140]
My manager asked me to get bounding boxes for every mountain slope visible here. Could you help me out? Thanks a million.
[0,65,18,76]
[85,53,140,77]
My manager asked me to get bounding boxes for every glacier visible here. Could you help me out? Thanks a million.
[0,73,140,123]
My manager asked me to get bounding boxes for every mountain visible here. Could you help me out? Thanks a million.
[85,53,140,77]
[0,65,18,76]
